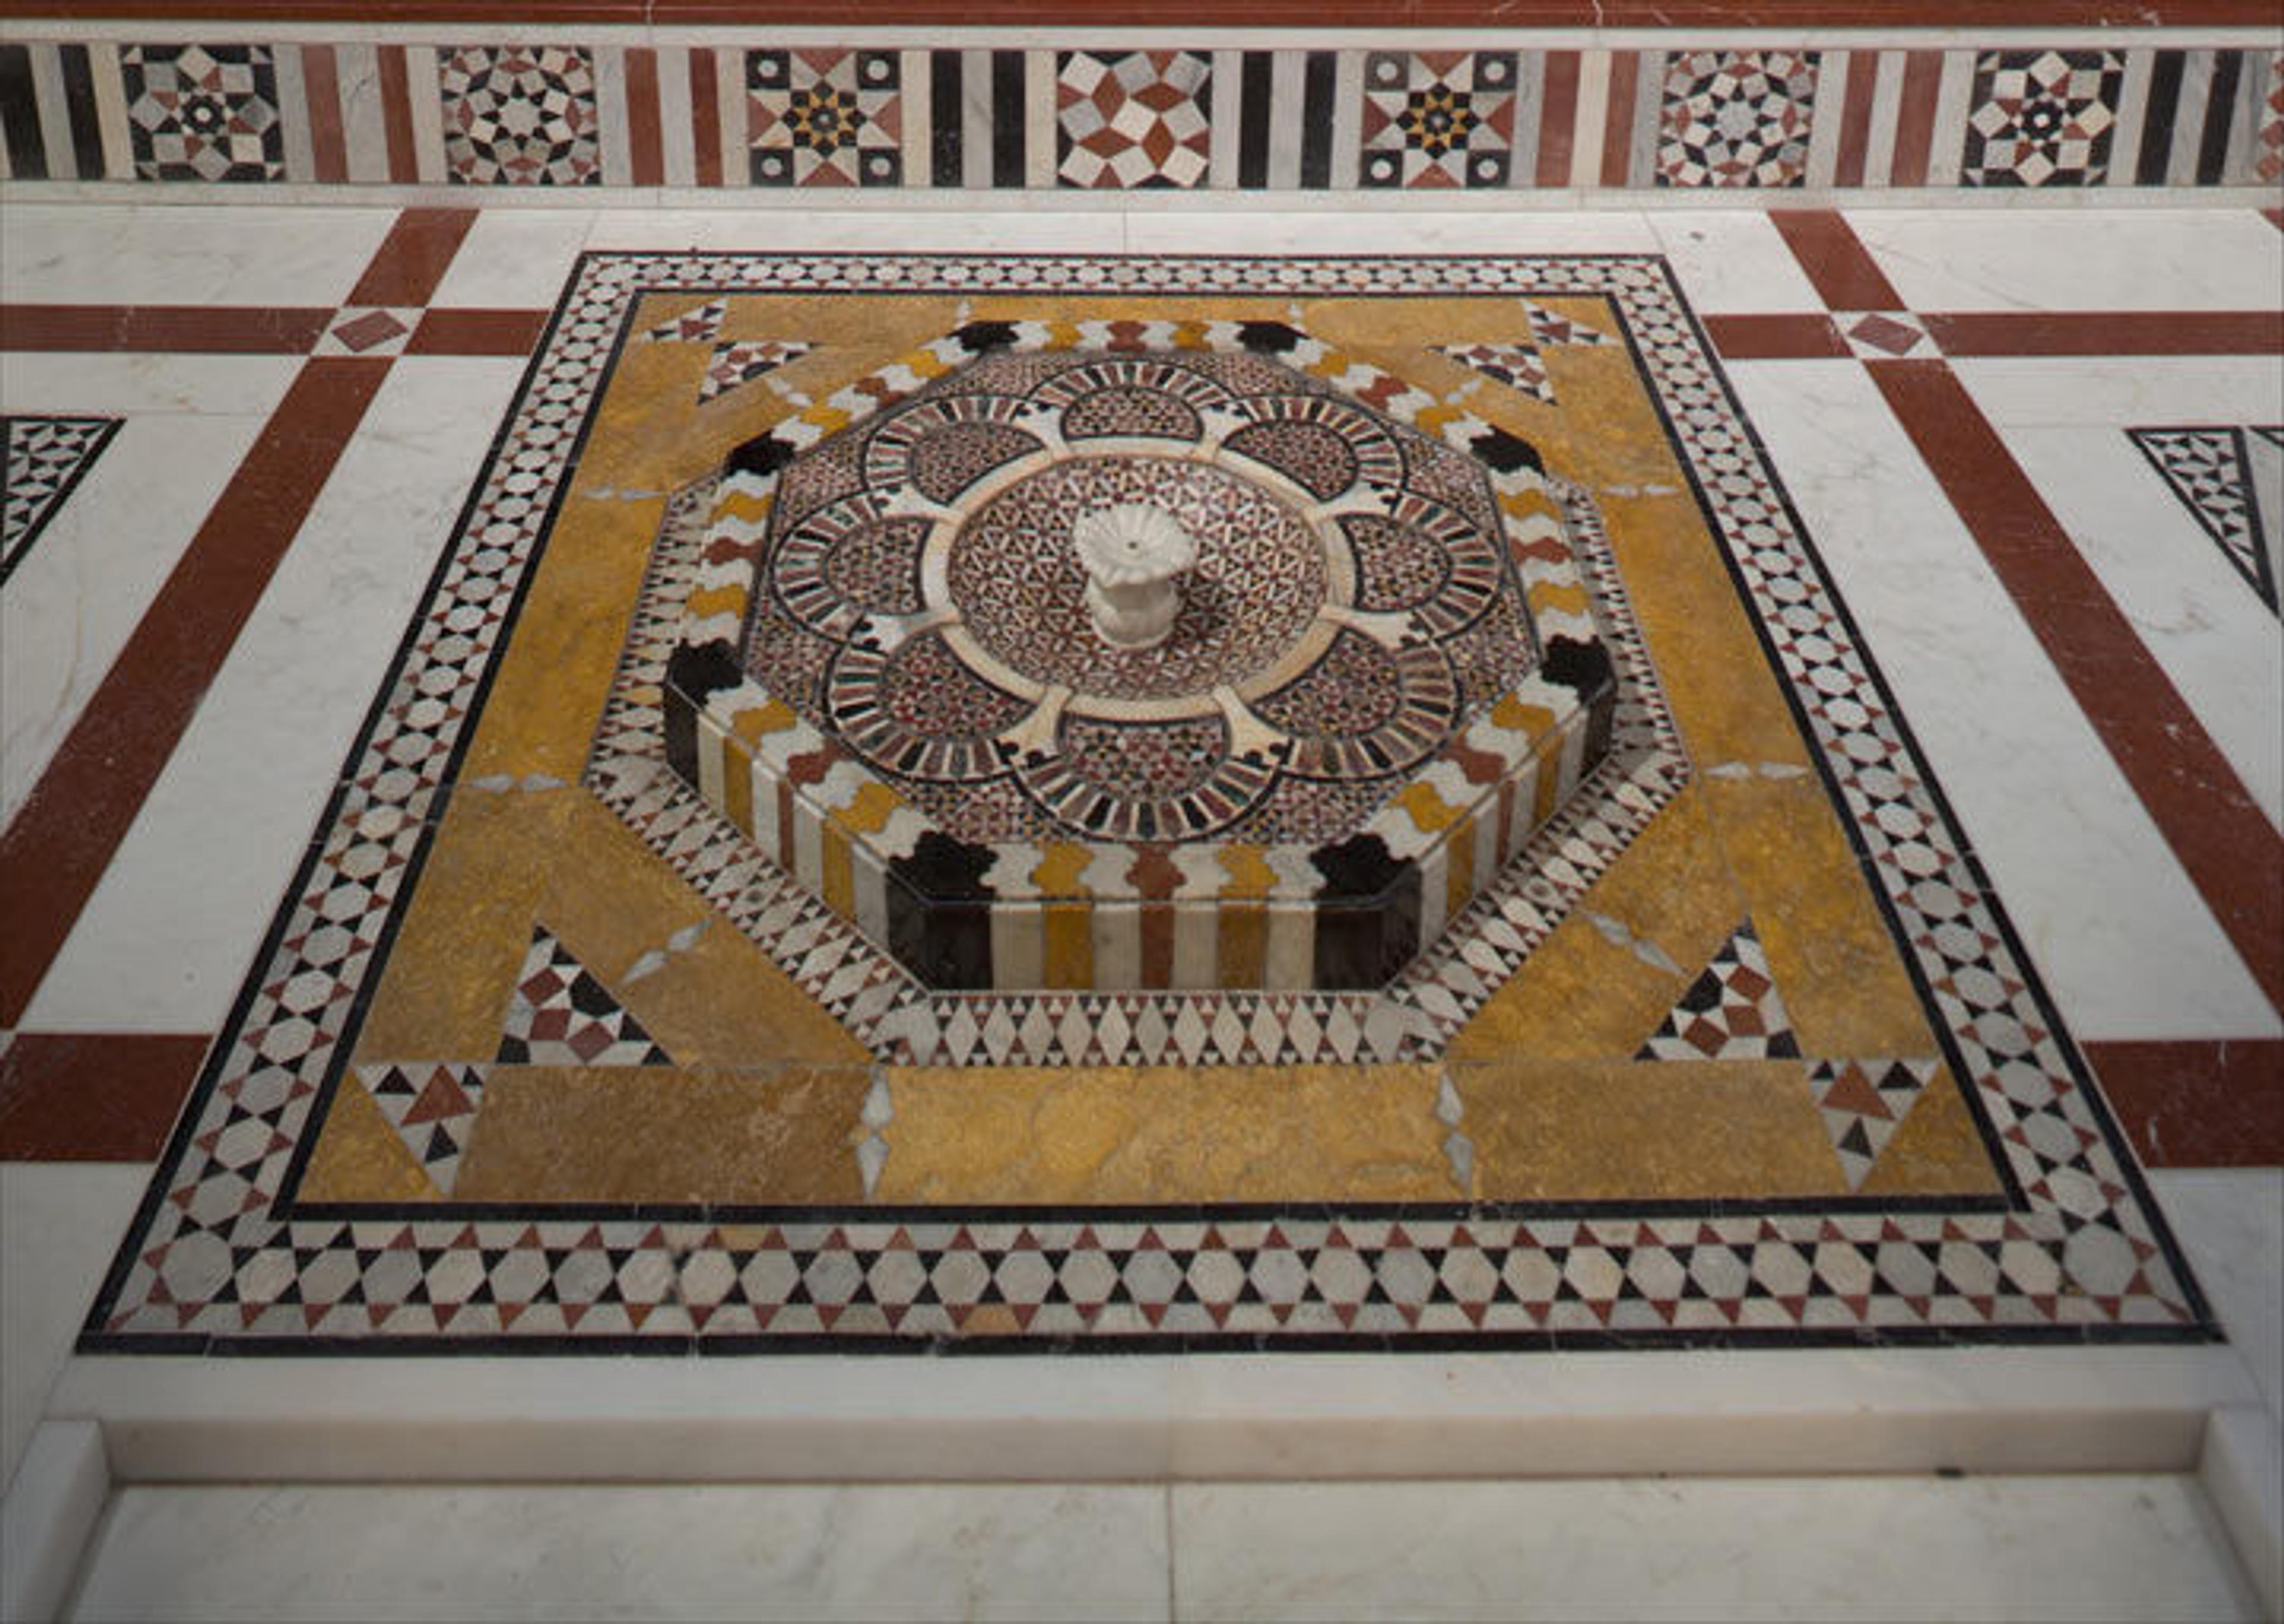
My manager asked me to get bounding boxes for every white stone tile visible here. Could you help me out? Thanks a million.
[1,1164,149,1492]
[0,203,396,308]
[0,1420,109,1624]
[0,353,300,420]
[1,411,275,828]
[2153,1170,2284,1422]
[66,1484,1170,1623]
[1169,1477,2264,1622]
[1648,211,1829,313]
[1726,357,2280,1042]
[1848,208,2284,313]
[1950,355,2284,431]
[425,209,597,310]
[1122,208,1662,259]
[1991,418,2283,828]
[23,356,527,1034]
[581,209,1126,254]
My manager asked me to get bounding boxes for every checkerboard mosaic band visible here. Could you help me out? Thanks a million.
[1656,50,1820,189]
[80,252,2211,1355]
[440,45,601,186]
[122,43,283,182]
[4,39,2272,190]
[748,49,903,188]
[2129,426,2284,614]
[1,415,121,586]
[1056,51,1212,189]
[1359,51,1517,189]
[1962,50,2125,187]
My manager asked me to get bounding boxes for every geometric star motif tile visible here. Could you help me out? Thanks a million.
[1808,1059,1939,1190]
[1056,51,1213,190]
[746,49,903,188]
[1636,920,1802,1060]
[1656,49,1820,189]
[1359,51,1519,189]
[1962,49,2125,187]
[1520,302,1613,348]
[2,414,122,585]
[496,925,672,1066]
[698,339,812,404]
[638,299,730,346]
[439,45,602,187]
[354,1063,490,1195]
[2128,425,2284,614]
[121,43,284,182]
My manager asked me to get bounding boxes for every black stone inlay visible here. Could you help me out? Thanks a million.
[1236,321,1304,356]
[663,639,742,784]
[888,834,999,988]
[725,434,797,478]
[1310,831,1409,900]
[952,321,1020,354]
[1469,424,1545,476]
[1541,634,1613,699]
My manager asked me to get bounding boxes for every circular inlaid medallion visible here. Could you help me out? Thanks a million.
[948,456,1328,704]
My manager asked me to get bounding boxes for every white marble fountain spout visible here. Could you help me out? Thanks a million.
[1073,504,1197,651]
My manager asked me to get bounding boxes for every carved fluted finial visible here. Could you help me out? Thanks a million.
[1072,503,1196,651]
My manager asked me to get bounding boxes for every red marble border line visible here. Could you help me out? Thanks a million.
[1866,357,2284,1013]
[0,305,332,353]
[2081,1039,2284,1167]
[626,45,665,187]
[689,47,723,187]
[1770,209,1905,309]
[0,1033,211,1161]
[302,43,350,184]
[1705,313,1849,359]
[9,0,2277,20]
[1927,310,2284,356]
[0,209,482,1028]
[408,307,550,355]
[1536,52,1580,189]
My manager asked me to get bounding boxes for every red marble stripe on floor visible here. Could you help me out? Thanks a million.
[626,45,665,186]
[1888,51,1946,189]
[1867,357,2284,1014]
[1833,50,1878,189]
[1600,51,1639,187]
[409,307,550,356]
[0,358,393,1026]
[2082,1039,2284,1167]
[1704,312,1849,359]
[0,1033,211,1161]
[1768,209,1906,310]
[0,305,331,353]
[349,208,478,307]
[1925,310,2284,356]
[302,43,349,184]
[376,45,420,183]
[18,0,2280,19]
[1536,52,1579,188]
[690,47,723,187]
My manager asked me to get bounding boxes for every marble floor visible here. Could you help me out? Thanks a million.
[1,200,2279,1617]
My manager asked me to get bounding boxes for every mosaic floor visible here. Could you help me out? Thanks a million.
[0,213,2271,1358]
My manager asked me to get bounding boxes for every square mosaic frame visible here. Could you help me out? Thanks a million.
[79,252,2215,1355]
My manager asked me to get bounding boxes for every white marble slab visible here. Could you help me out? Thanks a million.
[423,209,596,310]
[0,203,395,308]
[581,208,1126,254]
[1649,210,1830,313]
[1847,208,2284,313]
[65,1483,1171,1623]
[0,1421,108,1624]
[1169,1477,2265,1622]
[1727,357,2281,1042]
[1123,208,1662,259]
[2154,1170,2284,1424]
[21,356,526,1034]
[1,407,280,829]
[1,1164,150,1493]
